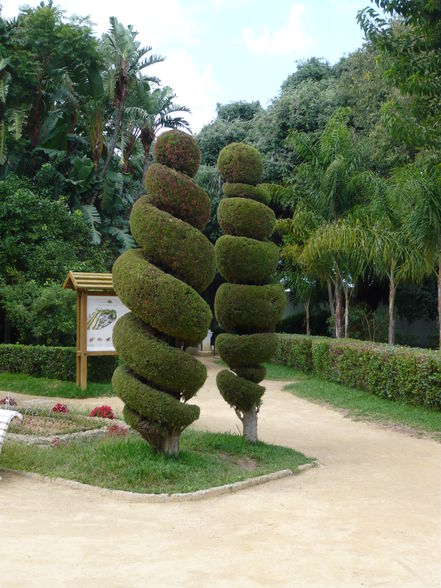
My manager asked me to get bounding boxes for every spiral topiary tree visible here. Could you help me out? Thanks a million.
[214,143,286,442]
[112,130,215,456]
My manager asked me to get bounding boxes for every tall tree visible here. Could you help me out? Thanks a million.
[99,17,164,179]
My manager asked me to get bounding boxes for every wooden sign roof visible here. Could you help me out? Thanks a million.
[63,271,115,293]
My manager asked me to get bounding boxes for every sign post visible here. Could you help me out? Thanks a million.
[63,272,129,390]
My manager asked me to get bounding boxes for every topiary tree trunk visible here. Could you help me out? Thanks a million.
[111,130,215,456]
[214,143,286,442]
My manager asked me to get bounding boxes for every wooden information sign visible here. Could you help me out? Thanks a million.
[63,272,129,390]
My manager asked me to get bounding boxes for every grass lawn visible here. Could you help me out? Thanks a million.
[0,430,312,494]
[0,372,112,399]
[216,359,441,437]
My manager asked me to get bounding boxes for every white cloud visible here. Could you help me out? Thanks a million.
[149,49,223,133]
[2,0,200,47]
[242,3,315,56]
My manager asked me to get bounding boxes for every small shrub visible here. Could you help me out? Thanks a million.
[89,405,114,419]
[52,403,68,413]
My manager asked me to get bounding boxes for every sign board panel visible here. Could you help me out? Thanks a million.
[86,295,129,352]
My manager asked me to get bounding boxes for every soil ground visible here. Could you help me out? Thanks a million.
[1,357,440,588]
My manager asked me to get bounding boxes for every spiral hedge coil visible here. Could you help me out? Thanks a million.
[214,142,286,441]
[111,130,215,455]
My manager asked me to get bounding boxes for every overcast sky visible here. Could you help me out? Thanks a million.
[2,0,371,132]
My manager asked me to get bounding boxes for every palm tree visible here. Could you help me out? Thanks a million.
[122,83,190,196]
[99,17,164,180]
[398,163,441,346]
[287,108,369,337]
[300,217,367,338]
[354,172,432,345]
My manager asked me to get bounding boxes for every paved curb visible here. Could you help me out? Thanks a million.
[1,462,317,503]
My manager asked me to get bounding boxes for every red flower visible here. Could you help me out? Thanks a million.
[89,405,114,419]
[52,403,68,413]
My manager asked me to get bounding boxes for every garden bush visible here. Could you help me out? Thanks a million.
[0,343,116,382]
[217,142,263,185]
[215,142,285,442]
[222,182,270,205]
[113,130,214,456]
[273,334,441,410]
[217,197,275,240]
[145,163,210,230]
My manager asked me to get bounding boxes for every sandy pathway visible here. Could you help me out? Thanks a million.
[1,357,440,588]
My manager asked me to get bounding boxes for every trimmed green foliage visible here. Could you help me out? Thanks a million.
[217,333,278,367]
[130,198,215,293]
[217,197,275,240]
[154,130,200,178]
[222,182,270,205]
[112,366,200,430]
[0,343,116,382]
[274,334,314,372]
[273,334,441,410]
[113,249,211,345]
[215,282,286,334]
[145,163,210,230]
[217,369,265,411]
[217,143,263,185]
[215,235,279,284]
[113,313,206,401]
[233,365,266,383]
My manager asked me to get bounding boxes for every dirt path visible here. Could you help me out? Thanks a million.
[1,357,440,588]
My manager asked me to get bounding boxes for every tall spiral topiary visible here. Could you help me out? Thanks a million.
[214,143,286,442]
[112,130,215,456]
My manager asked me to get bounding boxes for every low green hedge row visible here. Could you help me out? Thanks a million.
[0,344,117,383]
[273,334,441,410]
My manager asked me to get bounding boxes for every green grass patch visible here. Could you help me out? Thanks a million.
[284,372,441,437]
[216,359,441,436]
[0,430,312,494]
[0,372,112,399]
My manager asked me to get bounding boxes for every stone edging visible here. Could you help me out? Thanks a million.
[2,462,317,502]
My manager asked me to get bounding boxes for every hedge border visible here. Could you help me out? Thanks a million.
[0,344,117,383]
[273,334,441,411]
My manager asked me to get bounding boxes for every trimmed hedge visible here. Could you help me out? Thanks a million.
[233,365,266,383]
[222,182,270,206]
[0,343,116,383]
[215,235,279,285]
[145,163,210,230]
[153,130,200,178]
[113,366,200,430]
[113,249,211,345]
[130,198,215,293]
[273,334,441,410]
[217,197,275,240]
[113,313,206,401]
[216,333,278,367]
[217,368,265,412]
[217,143,263,185]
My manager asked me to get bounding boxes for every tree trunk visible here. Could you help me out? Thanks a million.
[335,278,343,339]
[388,276,396,345]
[241,405,258,442]
[344,287,350,338]
[327,279,335,318]
[160,432,180,456]
[137,128,155,198]
[99,102,125,181]
[437,257,441,349]
[304,300,311,336]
